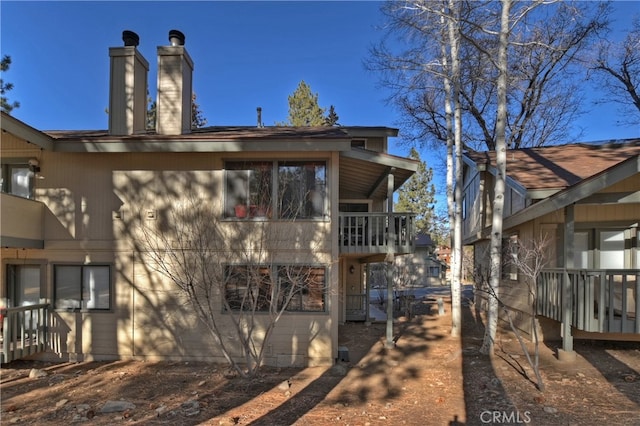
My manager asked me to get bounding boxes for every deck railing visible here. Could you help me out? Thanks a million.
[339,212,415,255]
[537,269,640,334]
[1,303,49,364]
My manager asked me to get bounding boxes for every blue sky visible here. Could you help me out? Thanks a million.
[1,1,639,162]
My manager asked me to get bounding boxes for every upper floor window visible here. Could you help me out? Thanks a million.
[1,162,34,199]
[278,161,326,219]
[225,160,326,220]
[225,162,272,219]
[54,264,111,310]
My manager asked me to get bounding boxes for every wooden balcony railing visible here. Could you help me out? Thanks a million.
[339,212,415,255]
[537,269,640,334]
[1,303,49,364]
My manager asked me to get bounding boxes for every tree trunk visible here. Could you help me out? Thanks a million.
[480,0,511,355]
[446,0,463,338]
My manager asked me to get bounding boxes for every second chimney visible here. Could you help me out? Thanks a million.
[156,30,193,135]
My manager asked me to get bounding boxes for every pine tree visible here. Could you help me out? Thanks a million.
[146,92,207,130]
[394,148,437,236]
[325,105,340,126]
[146,91,156,130]
[279,80,327,126]
[1,55,20,114]
[191,92,208,128]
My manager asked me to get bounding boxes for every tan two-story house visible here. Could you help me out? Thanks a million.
[0,30,418,366]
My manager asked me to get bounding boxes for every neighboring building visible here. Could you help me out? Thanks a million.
[462,140,640,356]
[435,245,451,282]
[394,233,446,286]
[0,30,418,365]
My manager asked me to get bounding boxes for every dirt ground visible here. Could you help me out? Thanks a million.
[1,291,639,426]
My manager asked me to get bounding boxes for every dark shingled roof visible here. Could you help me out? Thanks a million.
[43,126,352,142]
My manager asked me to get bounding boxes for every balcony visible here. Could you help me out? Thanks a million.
[0,193,44,248]
[339,212,415,255]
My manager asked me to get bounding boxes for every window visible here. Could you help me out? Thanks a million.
[225,162,272,219]
[429,266,440,277]
[501,234,519,280]
[224,265,272,311]
[599,230,625,269]
[572,228,638,269]
[637,230,640,268]
[1,163,34,199]
[462,195,467,220]
[351,139,366,150]
[224,265,326,312]
[277,266,325,311]
[54,265,111,310]
[224,160,326,220]
[278,162,326,219]
[6,264,42,307]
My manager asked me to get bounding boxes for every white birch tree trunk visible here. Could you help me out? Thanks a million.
[446,0,463,337]
[480,0,511,355]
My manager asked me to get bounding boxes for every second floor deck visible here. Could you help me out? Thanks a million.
[339,212,415,256]
[0,194,415,256]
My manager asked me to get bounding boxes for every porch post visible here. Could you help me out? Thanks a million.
[386,171,395,348]
[365,263,371,324]
[560,204,576,361]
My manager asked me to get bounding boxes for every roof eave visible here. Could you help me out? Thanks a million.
[51,138,353,153]
[1,112,54,151]
[343,126,399,138]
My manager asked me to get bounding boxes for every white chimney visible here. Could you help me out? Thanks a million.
[156,30,193,135]
[108,30,149,135]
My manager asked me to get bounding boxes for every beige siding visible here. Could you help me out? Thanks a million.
[0,194,44,242]
[576,203,639,222]
[0,132,42,156]
[2,147,340,366]
[364,137,386,153]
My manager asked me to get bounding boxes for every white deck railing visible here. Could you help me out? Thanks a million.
[339,212,415,255]
[1,303,49,364]
[538,269,640,334]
